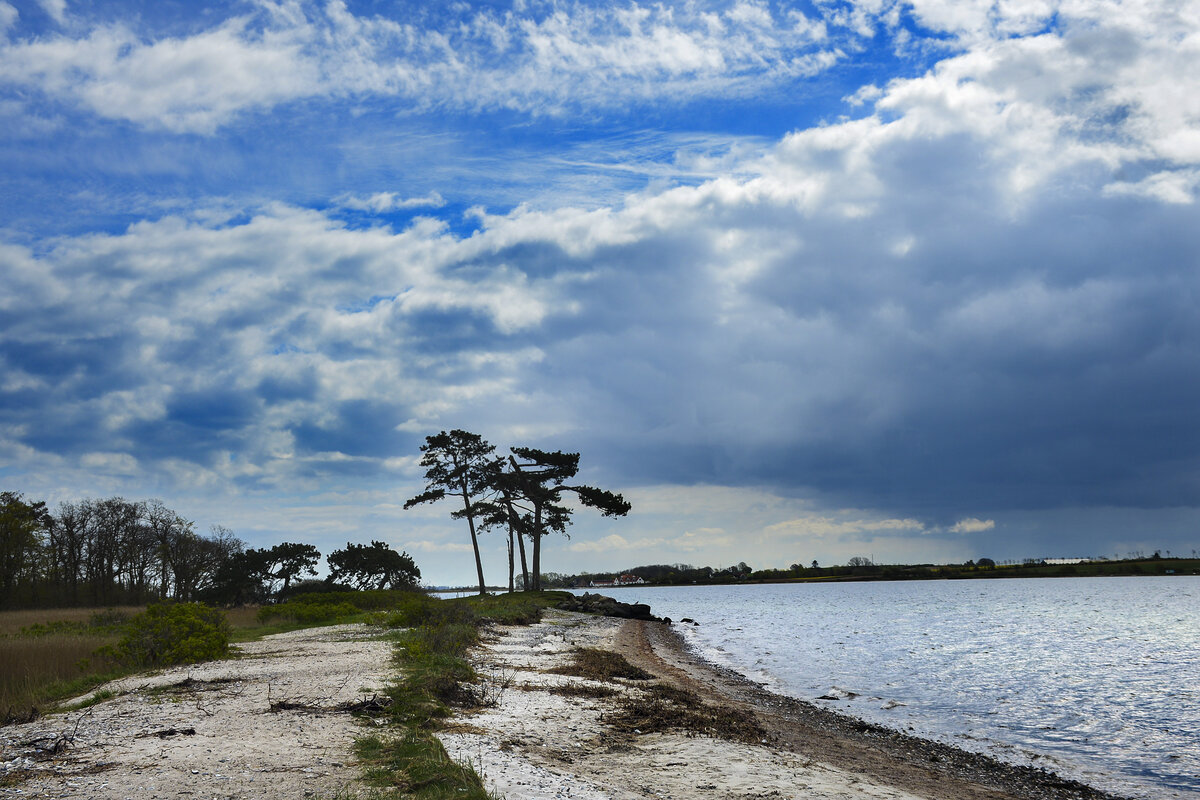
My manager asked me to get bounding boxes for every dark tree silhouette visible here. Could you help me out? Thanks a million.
[327,541,420,590]
[503,447,631,591]
[404,430,498,596]
[259,542,321,594]
[0,492,52,605]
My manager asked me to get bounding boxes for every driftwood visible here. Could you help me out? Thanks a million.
[268,693,393,717]
[136,727,197,739]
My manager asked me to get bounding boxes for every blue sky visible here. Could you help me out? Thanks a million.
[2,0,1199,586]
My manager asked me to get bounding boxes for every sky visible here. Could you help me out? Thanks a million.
[2,0,1199,587]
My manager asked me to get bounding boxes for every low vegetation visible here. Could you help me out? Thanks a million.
[609,682,765,743]
[548,647,653,682]
[0,608,139,724]
[355,591,569,800]
[103,603,231,668]
[0,591,412,724]
[3,586,573,798]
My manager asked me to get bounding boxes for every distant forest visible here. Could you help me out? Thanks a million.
[542,553,1200,589]
[0,491,418,609]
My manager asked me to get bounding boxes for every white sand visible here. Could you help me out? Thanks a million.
[1,624,391,800]
[440,611,931,800]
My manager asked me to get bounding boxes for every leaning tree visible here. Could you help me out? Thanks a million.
[502,447,631,591]
[403,430,498,596]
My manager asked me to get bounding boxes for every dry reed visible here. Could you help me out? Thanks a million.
[0,606,143,636]
[0,634,118,722]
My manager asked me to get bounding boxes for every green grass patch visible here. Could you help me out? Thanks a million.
[355,591,567,798]
[354,732,494,799]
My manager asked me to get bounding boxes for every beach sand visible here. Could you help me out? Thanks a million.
[0,624,390,799]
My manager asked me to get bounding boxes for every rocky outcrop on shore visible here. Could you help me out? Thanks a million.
[554,592,662,621]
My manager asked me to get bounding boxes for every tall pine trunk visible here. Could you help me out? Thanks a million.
[458,479,486,596]
[517,531,529,590]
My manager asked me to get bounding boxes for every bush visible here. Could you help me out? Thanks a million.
[257,600,360,625]
[108,603,230,667]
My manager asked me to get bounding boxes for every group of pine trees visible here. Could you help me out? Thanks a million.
[405,430,631,594]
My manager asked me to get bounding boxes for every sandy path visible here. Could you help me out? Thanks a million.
[439,611,931,800]
[1,624,391,800]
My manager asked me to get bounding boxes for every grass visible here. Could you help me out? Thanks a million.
[0,634,123,723]
[0,606,143,636]
[548,647,653,682]
[355,591,568,800]
[355,731,494,799]
[608,683,765,743]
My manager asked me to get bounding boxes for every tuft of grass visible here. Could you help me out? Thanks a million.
[532,681,619,700]
[257,600,363,626]
[607,682,765,743]
[548,647,653,682]
[354,731,495,799]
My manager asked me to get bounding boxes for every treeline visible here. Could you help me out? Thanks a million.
[0,491,420,609]
[549,554,1200,588]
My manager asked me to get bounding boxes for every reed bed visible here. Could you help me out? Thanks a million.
[0,604,280,724]
[0,634,119,722]
[0,606,143,636]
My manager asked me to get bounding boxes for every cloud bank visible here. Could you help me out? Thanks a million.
[2,0,1199,581]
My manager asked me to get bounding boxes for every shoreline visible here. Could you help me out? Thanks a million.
[442,610,1134,800]
[616,618,1132,800]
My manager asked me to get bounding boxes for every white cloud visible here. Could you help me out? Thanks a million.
[0,3,18,32]
[764,514,927,541]
[0,2,845,132]
[79,451,139,473]
[404,539,474,553]
[568,527,735,554]
[569,533,653,553]
[36,0,65,24]
[950,517,997,534]
[338,191,446,213]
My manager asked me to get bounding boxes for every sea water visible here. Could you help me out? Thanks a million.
[580,577,1199,799]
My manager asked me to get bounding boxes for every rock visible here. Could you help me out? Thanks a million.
[554,592,663,621]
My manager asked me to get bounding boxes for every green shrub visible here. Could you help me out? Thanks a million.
[108,603,230,667]
[257,600,360,625]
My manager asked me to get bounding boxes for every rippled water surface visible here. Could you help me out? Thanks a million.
[590,578,1199,798]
